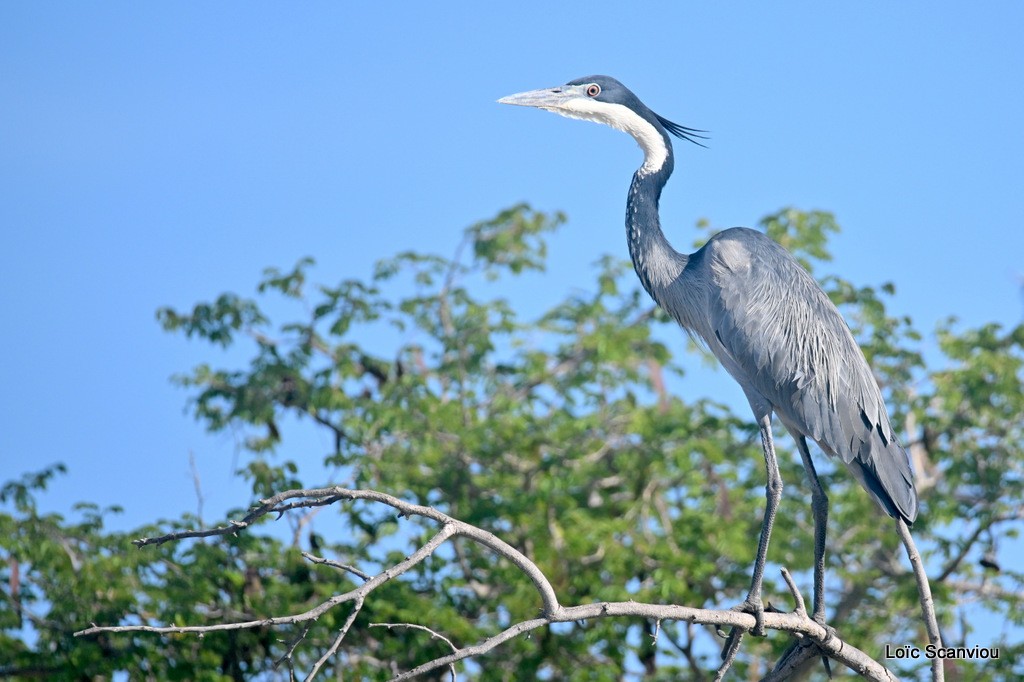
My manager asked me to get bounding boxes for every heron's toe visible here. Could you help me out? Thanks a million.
[717,596,769,661]
[731,596,767,637]
[813,615,838,647]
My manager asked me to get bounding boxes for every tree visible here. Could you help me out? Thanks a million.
[3,206,1022,680]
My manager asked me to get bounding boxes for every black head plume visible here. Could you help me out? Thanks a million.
[656,114,709,148]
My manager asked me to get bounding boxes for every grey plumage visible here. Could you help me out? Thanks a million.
[694,227,916,522]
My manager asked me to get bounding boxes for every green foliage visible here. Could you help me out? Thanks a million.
[3,205,1022,680]
[0,469,361,680]
[759,207,839,271]
[695,207,839,273]
[158,293,267,348]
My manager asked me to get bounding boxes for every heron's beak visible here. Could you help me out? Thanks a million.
[498,86,581,111]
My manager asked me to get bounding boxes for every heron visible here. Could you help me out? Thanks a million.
[498,76,918,648]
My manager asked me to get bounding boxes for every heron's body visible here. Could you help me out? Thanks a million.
[632,208,917,523]
[500,75,919,640]
[610,80,917,521]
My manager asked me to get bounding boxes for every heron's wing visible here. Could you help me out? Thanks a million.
[703,229,917,522]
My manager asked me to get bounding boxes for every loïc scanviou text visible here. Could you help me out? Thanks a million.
[885,644,1000,660]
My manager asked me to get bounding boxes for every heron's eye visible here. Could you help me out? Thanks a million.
[586,84,601,97]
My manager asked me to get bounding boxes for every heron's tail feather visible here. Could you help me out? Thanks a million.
[851,429,918,524]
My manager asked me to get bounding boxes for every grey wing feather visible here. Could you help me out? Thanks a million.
[701,229,918,523]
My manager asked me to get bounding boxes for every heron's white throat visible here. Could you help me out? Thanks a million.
[547,99,669,175]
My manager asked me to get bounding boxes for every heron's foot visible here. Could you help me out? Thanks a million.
[732,595,767,637]
[812,613,837,646]
[717,596,769,662]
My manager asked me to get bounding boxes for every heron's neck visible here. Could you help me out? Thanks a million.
[626,157,688,304]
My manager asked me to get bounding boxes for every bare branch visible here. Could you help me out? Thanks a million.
[76,486,916,680]
[934,508,1024,583]
[371,623,457,682]
[935,519,991,584]
[713,621,743,682]
[390,601,895,682]
[276,622,314,671]
[895,517,944,682]
[126,486,558,615]
[719,568,814,682]
[768,567,837,681]
[306,596,363,682]
[77,522,457,638]
[779,567,807,619]
[947,579,1024,602]
[302,552,371,582]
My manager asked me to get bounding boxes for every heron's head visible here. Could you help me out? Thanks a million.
[499,75,705,173]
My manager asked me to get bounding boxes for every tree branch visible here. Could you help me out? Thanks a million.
[896,517,944,682]
[389,601,893,682]
[371,623,458,682]
[302,551,371,582]
[947,579,1024,603]
[77,521,457,638]
[934,508,1024,583]
[306,596,363,682]
[75,486,909,681]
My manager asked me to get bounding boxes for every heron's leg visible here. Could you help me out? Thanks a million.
[720,412,782,662]
[744,412,783,630]
[795,436,828,624]
[772,436,834,677]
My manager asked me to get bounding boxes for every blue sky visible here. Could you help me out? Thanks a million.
[2,0,1022,650]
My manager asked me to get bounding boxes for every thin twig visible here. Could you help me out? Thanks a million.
[947,579,1023,602]
[275,622,314,670]
[779,567,807,618]
[713,629,742,682]
[771,567,834,680]
[371,623,458,682]
[77,523,457,638]
[302,552,371,582]
[934,508,1024,583]
[305,596,364,681]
